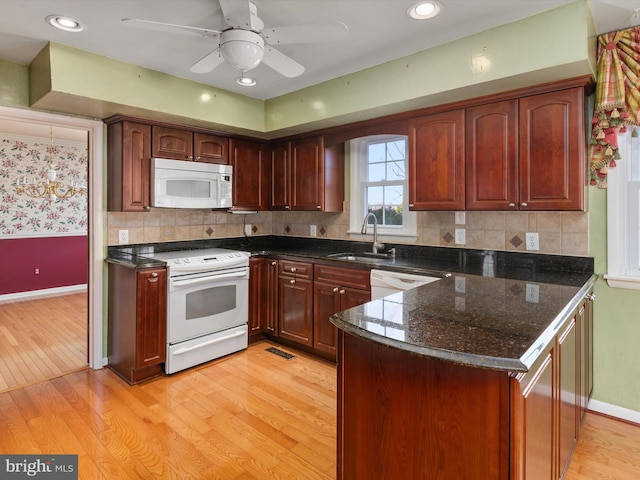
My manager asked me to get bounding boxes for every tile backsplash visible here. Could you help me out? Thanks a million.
[107,203,589,256]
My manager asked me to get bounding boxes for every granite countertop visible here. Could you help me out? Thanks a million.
[107,235,596,373]
[330,271,597,373]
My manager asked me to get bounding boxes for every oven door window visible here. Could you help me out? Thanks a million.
[186,285,236,319]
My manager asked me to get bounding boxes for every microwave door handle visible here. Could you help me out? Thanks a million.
[171,270,247,288]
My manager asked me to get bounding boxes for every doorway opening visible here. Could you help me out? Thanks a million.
[0,106,104,392]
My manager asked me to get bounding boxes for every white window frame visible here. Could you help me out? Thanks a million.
[348,135,417,240]
[605,128,640,290]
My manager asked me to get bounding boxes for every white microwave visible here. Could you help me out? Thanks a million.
[151,158,233,209]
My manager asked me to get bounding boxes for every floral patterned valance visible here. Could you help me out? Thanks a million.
[0,133,88,236]
[590,26,640,188]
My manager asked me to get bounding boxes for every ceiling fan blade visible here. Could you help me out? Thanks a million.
[190,48,224,73]
[262,46,305,78]
[121,18,220,38]
[218,0,255,29]
[263,21,348,45]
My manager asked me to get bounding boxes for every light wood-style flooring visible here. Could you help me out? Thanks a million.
[0,339,638,479]
[0,292,88,393]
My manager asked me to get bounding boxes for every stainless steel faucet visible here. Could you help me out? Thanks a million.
[361,211,385,254]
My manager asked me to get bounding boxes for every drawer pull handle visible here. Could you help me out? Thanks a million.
[290,267,297,273]
[151,272,158,278]
[290,279,295,284]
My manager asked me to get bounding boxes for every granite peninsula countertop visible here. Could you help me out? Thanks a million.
[107,235,596,372]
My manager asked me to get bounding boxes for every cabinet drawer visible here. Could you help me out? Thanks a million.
[279,260,313,279]
[314,264,370,290]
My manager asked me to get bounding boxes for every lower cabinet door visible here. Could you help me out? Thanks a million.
[278,276,314,347]
[313,282,342,355]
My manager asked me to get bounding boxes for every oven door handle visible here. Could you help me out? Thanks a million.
[171,270,248,288]
[172,329,246,355]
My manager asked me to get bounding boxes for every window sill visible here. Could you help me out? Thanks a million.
[347,230,418,243]
[604,274,640,291]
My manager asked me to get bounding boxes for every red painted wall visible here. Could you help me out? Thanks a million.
[0,236,88,295]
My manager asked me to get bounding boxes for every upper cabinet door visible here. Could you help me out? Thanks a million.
[107,120,151,212]
[292,136,325,211]
[519,87,585,211]
[409,110,465,210]
[229,139,268,211]
[194,132,229,164]
[466,100,518,210]
[270,141,292,210]
[152,126,193,160]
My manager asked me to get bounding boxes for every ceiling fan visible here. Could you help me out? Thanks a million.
[121,0,349,78]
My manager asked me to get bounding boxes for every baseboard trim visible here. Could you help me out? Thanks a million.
[0,284,88,302]
[589,399,640,425]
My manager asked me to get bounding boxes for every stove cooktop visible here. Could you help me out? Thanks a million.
[148,248,250,272]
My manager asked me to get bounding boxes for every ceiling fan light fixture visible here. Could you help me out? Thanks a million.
[407,1,442,20]
[236,74,257,87]
[46,14,86,32]
[220,30,264,71]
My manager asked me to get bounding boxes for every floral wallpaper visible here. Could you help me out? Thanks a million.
[0,133,88,236]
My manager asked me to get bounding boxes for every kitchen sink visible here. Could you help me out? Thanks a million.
[327,252,390,264]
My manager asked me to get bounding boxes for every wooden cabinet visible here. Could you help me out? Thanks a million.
[152,126,229,164]
[519,88,585,211]
[229,138,268,211]
[412,86,586,212]
[265,258,279,335]
[466,100,518,210]
[278,260,314,347]
[248,257,265,335]
[107,120,152,212]
[269,141,292,210]
[108,264,167,385]
[409,109,465,210]
[270,136,343,212]
[313,265,370,357]
[510,288,593,480]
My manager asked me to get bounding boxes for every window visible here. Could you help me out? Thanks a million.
[349,135,416,238]
[606,128,640,290]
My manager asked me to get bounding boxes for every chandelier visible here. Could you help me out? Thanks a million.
[14,127,87,203]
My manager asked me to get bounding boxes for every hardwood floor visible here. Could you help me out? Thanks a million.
[0,292,88,393]
[0,339,637,479]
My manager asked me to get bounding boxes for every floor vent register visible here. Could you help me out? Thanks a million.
[266,347,295,360]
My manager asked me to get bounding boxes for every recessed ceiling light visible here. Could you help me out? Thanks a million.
[46,14,86,32]
[236,76,257,87]
[407,1,442,20]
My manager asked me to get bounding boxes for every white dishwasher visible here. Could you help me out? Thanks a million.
[370,269,441,300]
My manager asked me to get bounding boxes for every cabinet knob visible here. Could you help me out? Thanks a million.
[187,155,193,160]
[271,261,277,266]
[520,202,528,208]
[508,203,516,208]
[290,279,295,284]
[333,287,339,293]
[144,205,150,211]
[339,289,345,294]
[409,203,415,208]
[585,293,596,301]
[316,205,321,210]
[290,267,297,273]
[285,205,290,210]
[151,272,158,278]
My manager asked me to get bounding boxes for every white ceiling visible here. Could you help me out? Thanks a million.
[0,0,637,101]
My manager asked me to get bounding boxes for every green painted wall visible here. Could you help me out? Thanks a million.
[265,0,594,133]
[588,188,640,412]
[0,59,29,108]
